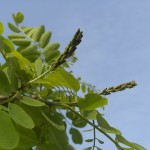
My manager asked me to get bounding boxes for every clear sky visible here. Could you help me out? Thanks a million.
[0,0,150,149]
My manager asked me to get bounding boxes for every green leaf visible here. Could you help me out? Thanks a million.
[26,28,37,38]
[69,127,83,144]
[85,139,93,142]
[72,117,87,128]
[0,36,14,54]
[13,124,37,150]
[3,38,15,52]
[52,67,80,91]
[21,96,45,107]
[116,135,134,147]
[96,138,104,144]
[9,103,35,129]
[116,135,147,150]
[0,110,19,149]
[21,26,33,34]
[130,143,147,150]
[37,123,72,150]
[43,43,60,54]
[0,22,4,35]
[19,45,40,56]
[36,143,58,150]
[14,12,24,24]
[39,31,52,48]
[24,55,40,62]
[32,25,45,42]
[5,66,18,91]
[95,146,102,150]
[83,129,93,132]
[97,113,122,135]
[6,51,34,75]
[0,70,12,96]
[102,126,122,135]
[78,93,108,110]
[0,36,5,51]
[97,113,113,131]
[35,67,80,91]
[16,102,44,126]
[19,45,40,59]
[82,147,92,150]
[83,110,97,120]
[8,33,26,39]
[81,84,86,93]
[34,58,43,76]
[6,57,32,83]
[8,22,20,33]
[0,105,8,111]
[11,39,31,46]
[87,86,92,93]
[41,110,65,132]
[66,111,77,120]
[42,43,60,62]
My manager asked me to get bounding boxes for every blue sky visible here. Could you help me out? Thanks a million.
[0,0,150,149]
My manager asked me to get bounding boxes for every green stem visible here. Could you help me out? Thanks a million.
[39,100,78,107]
[92,120,96,150]
[0,91,19,104]
[28,66,52,84]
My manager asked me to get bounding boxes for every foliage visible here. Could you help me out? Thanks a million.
[0,12,147,150]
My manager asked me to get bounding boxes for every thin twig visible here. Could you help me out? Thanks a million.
[92,120,96,150]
